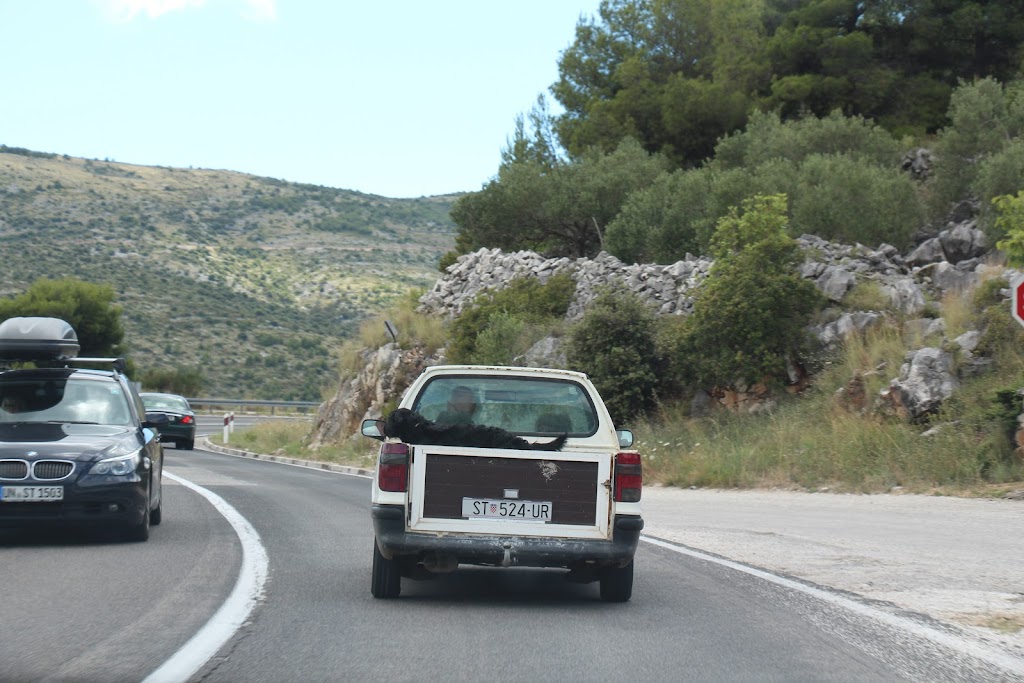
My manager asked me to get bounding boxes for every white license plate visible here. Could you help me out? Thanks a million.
[462,498,552,522]
[0,486,64,503]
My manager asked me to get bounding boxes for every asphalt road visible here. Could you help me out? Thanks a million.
[0,476,240,682]
[2,440,1016,682]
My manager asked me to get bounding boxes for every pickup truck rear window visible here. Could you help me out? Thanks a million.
[410,376,599,437]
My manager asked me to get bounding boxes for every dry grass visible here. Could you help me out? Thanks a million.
[635,288,1024,493]
[955,613,1024,634]
[843,280,892,312]
[940,289,974,340]
[213,419,378,469]
[337,290,448,376]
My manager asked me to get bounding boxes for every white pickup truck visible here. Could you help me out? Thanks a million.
[361,365,644,602]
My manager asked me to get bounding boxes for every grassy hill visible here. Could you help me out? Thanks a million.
[0,147,457,399]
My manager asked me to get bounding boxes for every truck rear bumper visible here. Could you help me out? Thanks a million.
[371,504,644,569]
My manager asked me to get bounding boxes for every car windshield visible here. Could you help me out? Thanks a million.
[0,376,133,426]
[410,376,598,437]
[142,395,190,412]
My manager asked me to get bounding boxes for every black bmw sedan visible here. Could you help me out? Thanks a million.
[0,367,166,541]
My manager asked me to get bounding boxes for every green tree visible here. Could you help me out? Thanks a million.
[553,0,767,166]
[675,194,821,388]
[566,287,665,423]
[762,3,903,127]
[0,278,125,356]
[450,137,669,258]
[553,0,1024,164]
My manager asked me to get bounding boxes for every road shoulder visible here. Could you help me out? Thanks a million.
[642,485,1024,655]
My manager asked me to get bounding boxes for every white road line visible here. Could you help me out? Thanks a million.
[641,535,1024,678]
[141,470,270,683]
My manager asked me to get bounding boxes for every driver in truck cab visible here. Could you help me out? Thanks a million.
[1,393,27,415]
[434,385,478,426]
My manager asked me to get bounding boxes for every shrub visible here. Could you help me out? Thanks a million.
[605,113,922,263]
[606,163,790,262]
[788,154,923,248]
[975,142,1024,237]
[973,276,1009,310]
[976,305,1024,357]
[713,110,903,170]
[993,191,1024,265]
[606,168,711,264]
[565,288,665,423]
[466,312,531,365]
[843,281,890,312]
[437,250,459,272]
[674,194,822,388]
[447,274,574,363]
[930,78,1024,217]
[140,366,204,395]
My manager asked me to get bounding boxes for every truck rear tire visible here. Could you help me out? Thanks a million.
[371,539,401,599]
[599,561,633,602]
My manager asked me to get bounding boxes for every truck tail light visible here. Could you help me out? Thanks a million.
[378,442,409,492]
[614,451,642,503]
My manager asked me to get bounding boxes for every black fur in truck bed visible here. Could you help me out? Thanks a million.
[382,408,567,452]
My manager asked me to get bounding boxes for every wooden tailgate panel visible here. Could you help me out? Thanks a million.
[422,453,599,526]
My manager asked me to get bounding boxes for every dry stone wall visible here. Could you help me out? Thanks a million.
[418,236,931,323]
[417,248,714,320]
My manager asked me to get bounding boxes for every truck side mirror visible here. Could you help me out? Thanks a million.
[361,418,385,440]
[616,429,634,449]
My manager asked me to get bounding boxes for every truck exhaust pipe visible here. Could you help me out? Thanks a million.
[422,552,459,574]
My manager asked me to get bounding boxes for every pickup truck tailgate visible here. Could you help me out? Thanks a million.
[408,445,612,540]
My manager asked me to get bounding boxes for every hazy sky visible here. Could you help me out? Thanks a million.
[0,0,602,198]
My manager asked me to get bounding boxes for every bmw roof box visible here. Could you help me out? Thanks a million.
[0,317,80,361]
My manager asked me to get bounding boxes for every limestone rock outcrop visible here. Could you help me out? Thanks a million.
[309,343,442,449]
[878,348,959,421]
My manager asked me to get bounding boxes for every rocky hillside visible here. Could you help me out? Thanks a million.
[311,197,1017,444]
[0,147,457,399]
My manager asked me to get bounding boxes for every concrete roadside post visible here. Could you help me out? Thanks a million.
[223,413,230,444]
[1012,275,1024,329]
[229,412,235,434]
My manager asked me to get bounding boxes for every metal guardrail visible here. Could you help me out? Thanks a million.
[186,398,321,415]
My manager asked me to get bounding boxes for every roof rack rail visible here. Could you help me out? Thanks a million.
[65,357,128,374]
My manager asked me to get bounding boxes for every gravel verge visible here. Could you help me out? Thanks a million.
[642,486,1024,656]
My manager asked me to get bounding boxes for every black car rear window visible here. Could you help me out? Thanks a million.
[141,394,191,412]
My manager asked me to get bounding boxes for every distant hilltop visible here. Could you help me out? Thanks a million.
[0,147,459,400]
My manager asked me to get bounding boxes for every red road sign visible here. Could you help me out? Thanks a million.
[1014,276,1024,329]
